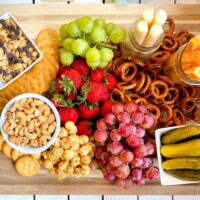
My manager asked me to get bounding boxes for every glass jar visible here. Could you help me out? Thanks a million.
[122,20,164,60]
[163,43,200,86]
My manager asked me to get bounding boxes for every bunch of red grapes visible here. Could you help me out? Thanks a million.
[93,101,159,189]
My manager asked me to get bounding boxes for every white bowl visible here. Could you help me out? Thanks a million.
[155,125,200,185]
[0,93,60,154]
[0,12,43,90]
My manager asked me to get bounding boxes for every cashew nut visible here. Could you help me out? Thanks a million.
[38,135,51,146]
[15,111,26,126]
[48,122,56,133]
[9,135,22,145]
[31,100,44,107]
[47,114,55,124]
[24,106,35,115]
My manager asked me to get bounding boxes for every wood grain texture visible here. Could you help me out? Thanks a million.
[105,0,139,3]
[70,195,102,200]
[139,196,172,200]
[35,0,68,4]
[104,195,137,200]
[0,3,200,195]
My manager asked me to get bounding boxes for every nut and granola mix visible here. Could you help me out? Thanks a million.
[0,18,39,83]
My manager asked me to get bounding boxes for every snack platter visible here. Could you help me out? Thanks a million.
[0,4,200,195]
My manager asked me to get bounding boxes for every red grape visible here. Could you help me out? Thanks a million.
[141,157,153,169]
[94,129,108,142]
[110,129,122,142]
[128,123,137,135]
[134,178,146,186]
[124,101,137,114]
[117,112,130,123]
[95,146,106,159]
[136,126,145,137]
[112,102,124,115]
[131,111,144,124]
[115,164,130,179]
[118,123,131,137]
[100,152,110,164]
[145,141,156,156]
[104,113,117,126]
[108,141,123,155]
[103,171,116,181]
[138,105,147,114]
[120,150,134,164]
[96,119,108,130]
[109,155,123,167]
[106,163,116,173]
[141,113,155,129]
[126,134,141,148]
[131,168,142,182]
[134,145,147,157]
[131,157,144,168]
[146,167,159,180]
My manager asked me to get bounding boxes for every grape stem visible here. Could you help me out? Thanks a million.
[98,43,118,49]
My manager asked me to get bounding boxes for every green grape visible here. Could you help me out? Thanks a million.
[59,24,68,39]
[90,26,106,43]
[63,38,75,51]
[100,48,114,62]
[87,61,100,69]
[105,22,116,36]
[98,60,109,68]
[110,27,127,44]
[86,47,101,64]
[78,16,94,34]
[60,50,74,66]
[67,21,81,37]
[58,35,63,47]
[94,18,106,28]
[85,34,93,45]
[59,48,65,54]
[71,39,89,56]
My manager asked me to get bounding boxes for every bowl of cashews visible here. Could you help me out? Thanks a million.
[0,93,60,154]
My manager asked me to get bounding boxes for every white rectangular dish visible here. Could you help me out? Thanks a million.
[155,125,200,185]
[0,12,42,90]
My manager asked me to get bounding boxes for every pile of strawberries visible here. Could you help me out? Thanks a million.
[49,58,118,136]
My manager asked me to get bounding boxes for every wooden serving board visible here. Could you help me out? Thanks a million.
[0,4,200,195]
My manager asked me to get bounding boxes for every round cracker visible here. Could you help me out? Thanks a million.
[43,54,59,73]
[37,39,59,50]
[0,134,5,151]
[2,142,12,158]
[15,155,40,176]
[11,149,24,162]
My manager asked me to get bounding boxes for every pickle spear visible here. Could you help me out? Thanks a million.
[161,139,200,158]
[162,158,200,170]
[162,125,200,144]
[167,169,200,181]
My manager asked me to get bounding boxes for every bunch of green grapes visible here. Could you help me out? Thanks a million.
[58,16,126,69]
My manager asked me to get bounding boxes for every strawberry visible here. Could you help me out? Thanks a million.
[78,103,99,119]
[100,100,113,117]
[90,69,104,83]
[49,77,63,93]
[77,120,93,137]
[66,93,77,101]
[58,65,67,76]
[105,74,118,90]
[79,82,109,103]
[71,59,89,76]
[58,107,79,124]
[62,68,83,91]
[51,93,65,107]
